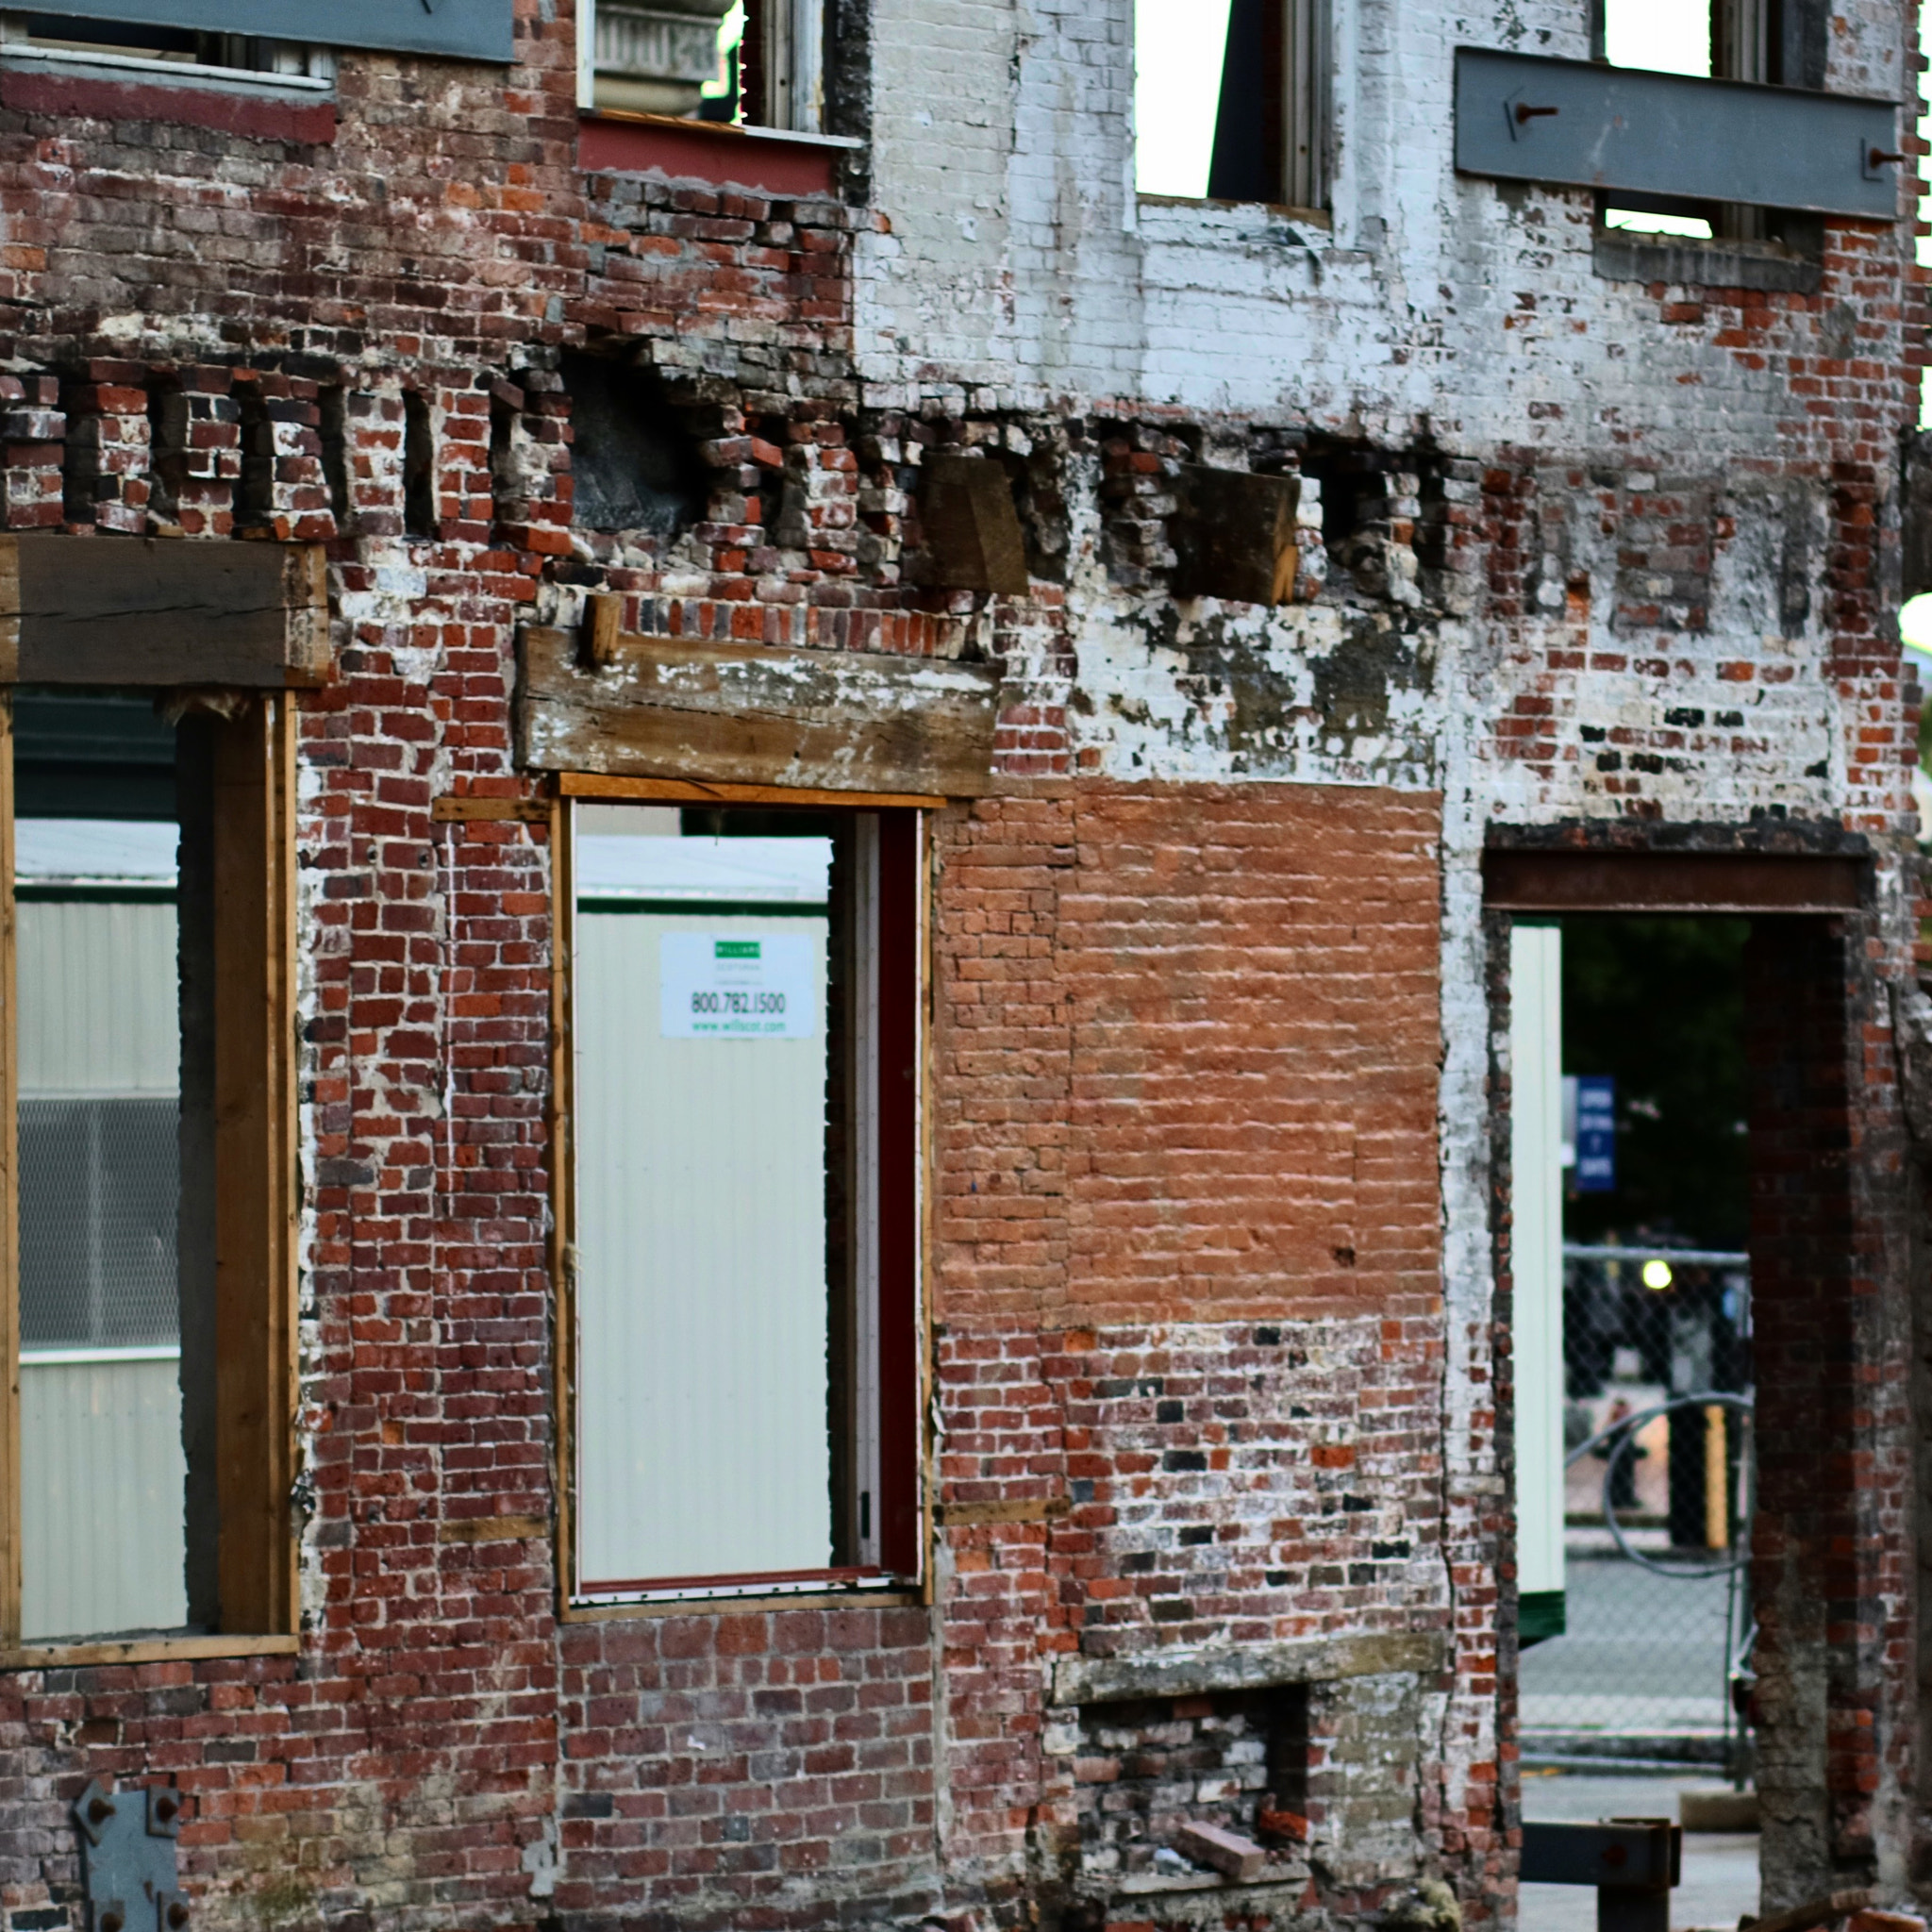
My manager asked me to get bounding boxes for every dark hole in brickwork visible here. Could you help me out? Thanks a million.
[147,379,185,526]
[403,391,436,540]
[236,384,273,531]
[1074,1685,1309,1877]
[320,386,350,529]
[560,351,707,539]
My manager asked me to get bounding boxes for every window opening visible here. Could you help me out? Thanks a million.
[0,13,333,83]
[6,687,294,1647]
[1134,0,1328,209]
[235,382,272,533]
[402,391,436,541]
[577,0,817,132]
[1594,0,1826,242]
[14,693,182,1641]
[319,385,350,531]
[568,800,921,1600]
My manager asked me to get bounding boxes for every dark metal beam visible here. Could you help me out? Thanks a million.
[1455,47,1900,218]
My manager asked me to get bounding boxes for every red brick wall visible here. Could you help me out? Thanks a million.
[929,790,1490,1917]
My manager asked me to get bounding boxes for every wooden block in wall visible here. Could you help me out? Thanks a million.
[1171,465,1299,606]
[0,534,328,686]
[919,452,1029,596]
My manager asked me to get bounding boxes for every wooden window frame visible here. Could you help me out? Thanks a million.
[0,690,300,1666]
[550,778,934,1616]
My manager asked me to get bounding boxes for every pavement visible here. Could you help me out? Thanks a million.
[1520,1770,1757,1932]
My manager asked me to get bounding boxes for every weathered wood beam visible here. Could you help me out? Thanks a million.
[517,625,1002,798]
[0,534,328,686]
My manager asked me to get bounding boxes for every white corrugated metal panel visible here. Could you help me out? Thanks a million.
[575,907,833,1586]
[18,899,178,1096]
[20,1354,187,1639]
[1510,923,1566,1601]
[16,819,178,881]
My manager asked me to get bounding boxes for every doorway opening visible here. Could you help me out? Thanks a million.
[1511,914,1759,1929]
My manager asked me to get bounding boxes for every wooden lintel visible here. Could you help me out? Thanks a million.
[0,534,329,687]
[432,795,553,823]
[518,625,999,798]
[558,772,948,811]
[1482,849,1864,914]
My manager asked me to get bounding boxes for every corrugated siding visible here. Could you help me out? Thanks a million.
[20,1356,188,1639]
[17,894,185,1637]
[575,908,833,1586]
[18,899,178,1095]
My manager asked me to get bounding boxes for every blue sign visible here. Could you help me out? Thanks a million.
[1574,1075,1616,1193]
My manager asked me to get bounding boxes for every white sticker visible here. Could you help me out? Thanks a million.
[658,932,818,1039]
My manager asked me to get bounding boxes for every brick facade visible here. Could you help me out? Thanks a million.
[0,0,1922,1927]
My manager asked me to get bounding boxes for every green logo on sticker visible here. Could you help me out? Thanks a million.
[714,940,761,959]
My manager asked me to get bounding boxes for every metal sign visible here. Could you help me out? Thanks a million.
[1455,46,1901,220]
[23,1,514,62]
[658,933,818,1040]
[1573,1074,1616,1192]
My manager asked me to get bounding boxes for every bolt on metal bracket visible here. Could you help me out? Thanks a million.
[71,1780,189,1932]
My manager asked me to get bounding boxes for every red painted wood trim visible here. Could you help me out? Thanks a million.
[577,110,839,197]
[0,66,336,142]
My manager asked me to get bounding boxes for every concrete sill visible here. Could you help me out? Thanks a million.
[1138,192,1332,230]
[1592,228,1823,292]
[0,1632,299,1672]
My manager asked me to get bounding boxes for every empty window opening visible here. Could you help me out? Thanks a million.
[560,354,708,541]
[235,383,273,532]
[146,381,186,530]
[568,800,922,1599]
[1594,0,1826,241]
[1134,0,1328,209]
[402,391,436,541]
[577,0,815,131]
[0,13,334,82]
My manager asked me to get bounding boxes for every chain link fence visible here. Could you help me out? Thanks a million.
[1521,1247,1754,1770]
